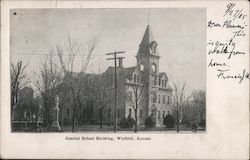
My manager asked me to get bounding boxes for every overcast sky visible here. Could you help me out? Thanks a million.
[10,8,206,92]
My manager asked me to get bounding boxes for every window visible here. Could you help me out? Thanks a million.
[134,74,136,83]
[152,92,157,103]
[158,110,161,119]
[159,77,161,86]
[140,64,144,71]
[137,75,140,83]
[129,108,132,116]
[163,95,166,104]
[158,94,161,103]
[162,80,164,87]
[67,109,70,117]
[167,96,170,104]
[150,41,158,53]
[151,64,156,72]
[151,108,156,117]
[128,91,132,98]
[154,76,157,85]
[162,111,165,119]
[139,109,143,119]
[165,80,167,87]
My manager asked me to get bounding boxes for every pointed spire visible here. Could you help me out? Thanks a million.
[140,25,155,47]
[137,25,159,56]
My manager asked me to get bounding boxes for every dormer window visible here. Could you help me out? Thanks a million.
[151,64,156,73]
[140,64,144,71]
[150,41,158,54]
[133,74,136,83]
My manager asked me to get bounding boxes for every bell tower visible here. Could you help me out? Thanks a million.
[136,25,160,85]
[136,25,161,117]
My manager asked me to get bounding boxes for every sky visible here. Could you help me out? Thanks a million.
[10,8,206,92]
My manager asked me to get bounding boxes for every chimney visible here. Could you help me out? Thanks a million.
[118,58,123,68]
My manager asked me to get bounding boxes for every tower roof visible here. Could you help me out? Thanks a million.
[137,25,159,56]
[140,25,155,46]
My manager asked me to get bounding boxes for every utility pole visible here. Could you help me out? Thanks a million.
[106,51,125,132]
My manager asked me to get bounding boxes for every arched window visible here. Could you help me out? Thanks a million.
[152,92,157,103]
[128,108,132,117]
[151,107,156,117]
[158,110,161,119]
[67,108,70,117]
[140,64,144,71]
[154,76,157,85]
[162,111,165,119]
[139,109,143,119]
[163,95,166,104]
[133,74,136,83]
[167,96,171,104]
[150,41,158,53]
[151,64,156,73]
[137,75,140,83]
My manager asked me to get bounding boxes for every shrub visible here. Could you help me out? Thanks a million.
[127,117,135,128]
[145,115,156,128]
[163,114,174,128]
[119,118,130,128]
[119,116,136,129]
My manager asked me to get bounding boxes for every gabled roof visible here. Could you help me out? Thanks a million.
[159,72,168,81]
[124,66,137,80]
[103,66,137,81]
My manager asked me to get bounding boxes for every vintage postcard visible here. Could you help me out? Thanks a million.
[0,0,249,159]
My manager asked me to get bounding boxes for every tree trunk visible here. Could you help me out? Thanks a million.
[176,110,179,132]
[100,108,104,129]
[11,91,15,131]
[108,107,111,126]
[72,105,76,132]
[135,89,138,133]
[135,108,138,132]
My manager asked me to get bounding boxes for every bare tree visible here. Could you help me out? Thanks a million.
[190,90,206,126]
[172,82,190,132]
[34,51,63,128]
[56,36,97,132]
[96,79,110,129]
[11,60,30,130]
[126,70,148,132]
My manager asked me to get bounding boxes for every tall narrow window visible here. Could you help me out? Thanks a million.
[67,109,70,117]
[139,109,143,119]
[162,80,164,87]
[162,111,165,119]
[167,96,170,104]
[158,110,161,119]
[152,92,157,103]
[128,91,132,99]
[163,95,166,104]
[129,108,132,116]
[137,75,140,83]
[159,77,161,86]
[154,76,157,85]
[158,94,161,103]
